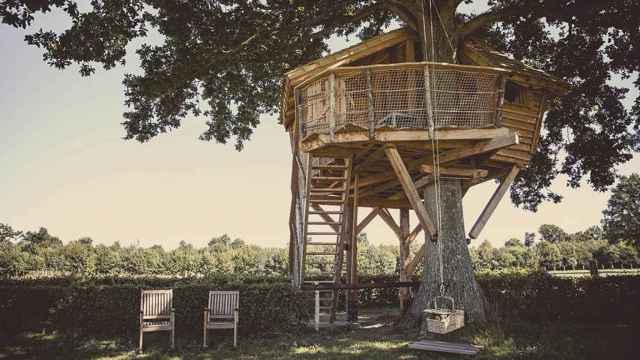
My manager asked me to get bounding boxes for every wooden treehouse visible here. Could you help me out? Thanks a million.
[280,28,566,323]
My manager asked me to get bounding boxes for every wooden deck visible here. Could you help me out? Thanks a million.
[300,127,520,210]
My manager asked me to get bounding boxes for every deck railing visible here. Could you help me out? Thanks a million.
[295,62,508,138]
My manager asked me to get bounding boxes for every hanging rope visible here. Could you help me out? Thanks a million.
[431,0,457,62]
[421,0,450,297]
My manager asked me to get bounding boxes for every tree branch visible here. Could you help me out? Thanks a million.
[384,0,418,31]
[458,8,507,37]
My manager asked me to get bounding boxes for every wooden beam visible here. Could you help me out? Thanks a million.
[356,131,517,190]
[420,165,489,179]
[405,243,425,276]
[358,179,400,199]
[358,154,431,189]
[388,175,432,200]
[357,197,411,209]
[398,208,410,311]
[353,145,385,173]
[406,223,423,246]
[301,128,513,153]
[469,165,520,239]
[356,208,380,234]
[349,174,359,316]
[378,208,402,240]
[374,128,511,142]
[383,145,437,238]
[437,132,520,164]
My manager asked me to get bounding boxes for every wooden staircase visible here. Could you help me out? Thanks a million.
[302,157,352,323]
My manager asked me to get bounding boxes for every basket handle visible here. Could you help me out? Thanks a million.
[432,296,455,311]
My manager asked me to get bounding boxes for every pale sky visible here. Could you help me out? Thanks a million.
[0,4,638,249]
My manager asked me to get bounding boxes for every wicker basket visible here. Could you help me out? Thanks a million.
[423,296,465,334]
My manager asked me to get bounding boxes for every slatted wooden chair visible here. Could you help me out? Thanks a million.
[139,289,175,351]
[203,290,239,348]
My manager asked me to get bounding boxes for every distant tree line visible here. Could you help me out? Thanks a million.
[1,174,639,278]
[0,227,400,278]
[470,225,639,272]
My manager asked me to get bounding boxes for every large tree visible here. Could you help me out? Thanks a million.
[1,0,638,210]
[3,0,640,327]
[602,173,640,249]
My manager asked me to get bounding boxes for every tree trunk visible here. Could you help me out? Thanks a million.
[413,0,459,63]
[401,179,486,329]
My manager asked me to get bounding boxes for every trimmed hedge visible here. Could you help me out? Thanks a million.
[1,273,638,342]
[479,272,640,324]
[0,278,311,342]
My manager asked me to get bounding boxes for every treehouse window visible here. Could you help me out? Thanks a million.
[505,81,527,105]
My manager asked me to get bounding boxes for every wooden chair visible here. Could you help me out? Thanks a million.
[203,290,239,348]
[139,289,175,351]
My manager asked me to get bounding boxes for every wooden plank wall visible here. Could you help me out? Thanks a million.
[491,91,543,165]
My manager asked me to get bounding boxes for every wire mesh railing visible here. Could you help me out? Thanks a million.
[295,62,507,138]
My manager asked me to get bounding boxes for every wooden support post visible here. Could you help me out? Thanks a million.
[348,174,359,321]
[383,145,438,238]
[365,69,374,137]
[399,209,410,311]
[329,73,336,139]
[469,165,520,239]
[314,282,320,331]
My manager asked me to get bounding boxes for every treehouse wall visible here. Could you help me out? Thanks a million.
[490,87,545,166]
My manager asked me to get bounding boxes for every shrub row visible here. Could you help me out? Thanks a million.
[0,279,312,342]
[479,272,640,324]
[1,273,638,342]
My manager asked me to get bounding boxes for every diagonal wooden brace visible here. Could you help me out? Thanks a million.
[383,145,438,239]
[404,243,425,276]
[468,165,520,239]
[378,208,403,241]
[356,207,380,234]
[310,204,341,233]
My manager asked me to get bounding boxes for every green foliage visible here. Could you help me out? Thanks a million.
[2,1,639,204]
[538,224,569,243]
[603,174,640,249]
[0,223,21,243]
[0,278,311,341]
[479,272,640,325]
[1,273,638,343]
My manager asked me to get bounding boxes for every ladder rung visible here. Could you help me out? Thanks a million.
[309,210,343,215]
[308,221,341,225]
[312,176,346,181]
[309,188,345,195]
[310,199,344,205]
[307,242,337,246]
[312,165,348,169]
[307,232,339,236]
[310,195,343,200]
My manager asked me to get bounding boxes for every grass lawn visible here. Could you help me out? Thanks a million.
[0,308,634,360]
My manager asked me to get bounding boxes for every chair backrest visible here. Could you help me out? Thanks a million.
[208,291,239,318]
[141,289,173,319]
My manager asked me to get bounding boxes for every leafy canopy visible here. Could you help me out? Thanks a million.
[1,0,639,210]
[602,173,640,248]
